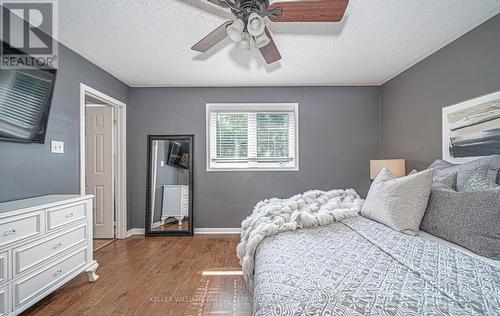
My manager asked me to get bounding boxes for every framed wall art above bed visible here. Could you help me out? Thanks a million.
[442,89,500,163]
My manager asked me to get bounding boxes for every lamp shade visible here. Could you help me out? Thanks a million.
[237,32,253,50]
[247,13,265,36]
[226,19,245,42]
[370,159,406,179]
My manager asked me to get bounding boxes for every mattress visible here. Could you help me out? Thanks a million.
[253,216,500,315]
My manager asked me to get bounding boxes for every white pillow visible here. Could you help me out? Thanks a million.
[361,168,433,235]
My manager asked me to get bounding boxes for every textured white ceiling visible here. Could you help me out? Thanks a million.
[58,0,500,87]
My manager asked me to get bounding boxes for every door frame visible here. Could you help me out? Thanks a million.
[80,83,127,239]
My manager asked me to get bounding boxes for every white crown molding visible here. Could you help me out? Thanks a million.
[127,83,379,88]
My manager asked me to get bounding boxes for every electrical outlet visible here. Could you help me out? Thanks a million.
[51,140,64,153]
[160,160,165,167]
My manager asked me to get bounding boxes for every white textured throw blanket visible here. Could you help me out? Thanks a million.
[236,189,363,290]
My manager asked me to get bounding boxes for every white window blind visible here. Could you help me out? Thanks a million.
[207,103,298,171]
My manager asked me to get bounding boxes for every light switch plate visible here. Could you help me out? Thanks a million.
[51,140,64,153]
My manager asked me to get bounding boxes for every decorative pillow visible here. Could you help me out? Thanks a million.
[462,170,500,192]
[361,168,433,235]
[421,183,500,260]
[433,171,457,190]
[428,155,500,191]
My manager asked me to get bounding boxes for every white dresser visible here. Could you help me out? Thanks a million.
[161,185,189,225]
[0,195,98,315]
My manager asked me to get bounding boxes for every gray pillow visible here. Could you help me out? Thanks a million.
[428,159,454,170]
[420,183,500,260]
[462,170,500,192]
[428,155,500,191]
[361,168,433,235]
[433,171,457,190]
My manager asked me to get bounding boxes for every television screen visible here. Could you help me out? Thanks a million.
[0,47,56,143]
[167,141,190,169]
[167,141,182,166]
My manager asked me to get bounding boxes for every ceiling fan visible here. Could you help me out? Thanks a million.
[191,0,349,64]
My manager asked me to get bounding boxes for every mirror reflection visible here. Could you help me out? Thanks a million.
[148,136,192,234]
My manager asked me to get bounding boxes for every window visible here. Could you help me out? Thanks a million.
[207,103,298,171]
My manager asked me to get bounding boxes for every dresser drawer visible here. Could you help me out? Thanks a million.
[14,247,88,308]
[0,213,42,248]
[13,225,88,275]
[0,285,9,316]
[46,202,86,231]
[0,252,7,284]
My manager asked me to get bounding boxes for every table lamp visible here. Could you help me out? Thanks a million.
[370,159,406,180]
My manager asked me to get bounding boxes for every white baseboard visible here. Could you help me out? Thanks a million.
[126,228,145,237]
[125,227,241,237]
[194,228,241,234]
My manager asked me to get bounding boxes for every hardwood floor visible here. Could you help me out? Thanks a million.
[93,238,114,251]
[23,235,252,316]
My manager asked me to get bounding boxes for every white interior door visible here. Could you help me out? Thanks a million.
[85,105,114,239]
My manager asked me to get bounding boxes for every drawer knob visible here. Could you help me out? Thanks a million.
[53,268,63,276]
[4,228,16,236]
[65,212,74,218]
[53,242,63,249]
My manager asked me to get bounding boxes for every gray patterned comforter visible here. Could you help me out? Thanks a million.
[253,216,500,315]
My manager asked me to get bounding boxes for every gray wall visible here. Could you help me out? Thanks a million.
[129,87,380,228]
[381,14,500,171]
[0,44,129,202]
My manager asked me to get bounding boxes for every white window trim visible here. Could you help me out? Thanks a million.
[206,103,299,172]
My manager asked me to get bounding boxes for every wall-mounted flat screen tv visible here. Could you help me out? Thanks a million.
[0,45,57,143]
[167,141,190,169]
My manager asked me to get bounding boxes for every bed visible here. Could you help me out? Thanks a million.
[252,216,500,315]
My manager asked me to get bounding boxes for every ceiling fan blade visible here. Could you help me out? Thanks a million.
[191,21,232,52]
[259,28,281,64]
[268,0,349,22]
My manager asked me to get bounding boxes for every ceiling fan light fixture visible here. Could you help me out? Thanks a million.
[195,0,350,64]
[237,32,253,50]
[247,13,265,36]
[226,19,245,42]
[253,32,270,49]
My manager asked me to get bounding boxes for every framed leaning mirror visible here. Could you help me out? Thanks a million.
[145,135,194,236]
